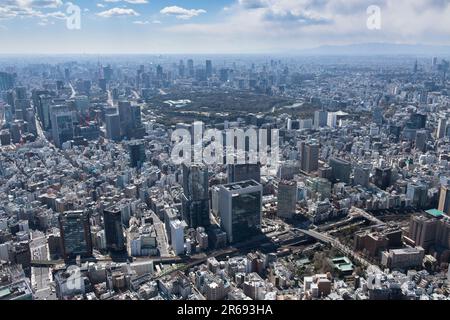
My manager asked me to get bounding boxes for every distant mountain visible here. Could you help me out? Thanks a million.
[299,43,450,56]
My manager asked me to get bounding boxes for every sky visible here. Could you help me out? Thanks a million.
[1,0,450,54]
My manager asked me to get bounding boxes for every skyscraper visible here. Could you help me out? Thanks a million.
[104,206,125,252]
[206,60,213,78]
[170,219,185,256]
[187,59,194,77]
[438,186,450,214]
[374,167,392,190]
[314,110,328,128]
[227,163,261,184]
[128,140,146,168]
[58,210,93,260]
[277,181,297,219]
[219,180,262,243]
[436,118,447,139]
[0,72,15,91]
[330,158,352,184]
[105,113,121,141]
[300,141,319,173]
[50,107,74,148]
[181,164,210,228]
[353,165,370,188]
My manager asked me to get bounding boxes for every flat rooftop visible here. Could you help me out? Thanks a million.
[222,180,261,191]
[425,209,444,218]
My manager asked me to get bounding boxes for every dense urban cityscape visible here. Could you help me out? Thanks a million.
[1,0,450,306]
[1,53,449,302]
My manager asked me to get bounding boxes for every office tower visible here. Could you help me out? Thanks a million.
[15,86,27,100]
[64,68,70,81]
[105,113,121,141]
[0,130,11,146]
[58,210,93,260]
[10,122,21,143]
[227,163,261,183]
[170,219,185,256]
[353,165,370,188]
[0,72,15,91]
[98,78,107,92]
[103,65,113,81]
[314,110,328,128]
[329,158,352,184]
[219,68,229,82]
[50,107,74,148]
[37,94,52,130]
[187,59,194,77]
[178,60,185,78]
[415,129,428,152]
[374,167,392,190]
[128,140,146,168]
[156,65,163,80]
[118,101,143,139]
[408,113,427,129]
[206,60,213,78]
[219,180,263,243]
[277,180,297,219]
[406,183,428,209]
[104,206,125,252]
[300,141,319,173]
[432,57,438,68]
[118,101,131,138]
[181,164,210,228]
[436,118,447,139]
[372,107,383,125]
[438,186,450,214]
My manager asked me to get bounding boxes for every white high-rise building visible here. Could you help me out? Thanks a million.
[170,219,185,255]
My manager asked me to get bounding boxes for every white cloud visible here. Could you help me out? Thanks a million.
[97,4,105,8]
[133,20,149,24]
[160,6,206,20]
[4,0,63,8]
[97,8,140,18]
[104,0,149,4]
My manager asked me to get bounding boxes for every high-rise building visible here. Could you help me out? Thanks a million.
[128,140,146,168]
[0,72,15,91]
[219,180,262,243]
[353,165,370,188]
[415,129,428,152]
[408,113,427,129]
[438,186,450,214]
[314,110,328,128]
[118,101,144,139]
[58,210,93,260]
[300,141,319,173]
[105,113,121,141]
[436,118,447,139]
[374,167,392,190]
[330,158,352,184]
[227,163,261,184]
[406,183,428,209]
[277,180,297,219]
[104,207,125,252]
[187,59,194,77]
[206,60,213,78]
[170,219,185,256]
[181,164,210,228]
[50,107,74,148]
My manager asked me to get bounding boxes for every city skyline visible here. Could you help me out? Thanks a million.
[1,0,450,54]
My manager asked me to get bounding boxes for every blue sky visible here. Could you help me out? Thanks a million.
[1,0,450,54]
